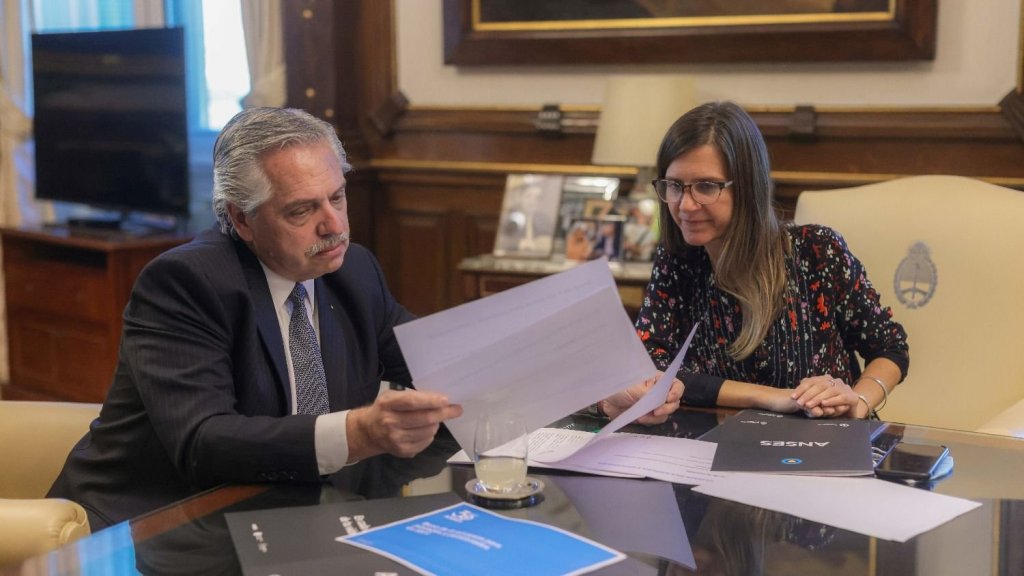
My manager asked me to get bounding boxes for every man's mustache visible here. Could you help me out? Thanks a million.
[305,233,349,257]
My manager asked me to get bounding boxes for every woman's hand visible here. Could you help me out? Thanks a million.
[600,372,684,425]
[791,375,860,418]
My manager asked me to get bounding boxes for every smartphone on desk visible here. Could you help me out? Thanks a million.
[875,441,949,482]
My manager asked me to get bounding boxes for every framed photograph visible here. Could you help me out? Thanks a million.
[444,0,937,65]
[554,176,619,245]
[557,177,618,228]
[564,218,597,261]
[621,196,660,262]
[582,199,614,219]
[493,174,564,258]
[590,217,626,261]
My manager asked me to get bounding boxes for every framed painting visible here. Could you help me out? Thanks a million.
[444,0,937,65]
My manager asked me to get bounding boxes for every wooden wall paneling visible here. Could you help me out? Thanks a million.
[285,0,399,256]
[283,0,337,124]
[285,0,1024,317]
[389,211,447,315]
[375,170,507,314]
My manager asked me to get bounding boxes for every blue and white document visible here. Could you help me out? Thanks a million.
[339,502,625,576]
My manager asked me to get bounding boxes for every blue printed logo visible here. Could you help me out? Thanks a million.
[781,458,803,465]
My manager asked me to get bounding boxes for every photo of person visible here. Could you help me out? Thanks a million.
[589,217,625,261]
[564,218,597,261]
[622,197,659,261]
[555,176,619,245]
[493,174,564,258]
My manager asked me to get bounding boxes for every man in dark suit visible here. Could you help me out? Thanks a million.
[48,107,463,530]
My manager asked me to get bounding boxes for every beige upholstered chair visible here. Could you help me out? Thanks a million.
[0,400,100,566]
[793,175,1024,432]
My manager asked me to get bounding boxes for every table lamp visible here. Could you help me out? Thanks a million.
[591,76,698,198]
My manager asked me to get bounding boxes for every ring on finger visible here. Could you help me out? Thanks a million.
[829,378,837,388]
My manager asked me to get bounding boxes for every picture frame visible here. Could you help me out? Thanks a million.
[493,174,564,259]
[619,196,660,262]
[554,175,619,243]
[582,199,614,219]
[590,216,626,262]
[444,0,937,65]
[564,218,598,261]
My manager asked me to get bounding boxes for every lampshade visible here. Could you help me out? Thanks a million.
[591,76,698,168]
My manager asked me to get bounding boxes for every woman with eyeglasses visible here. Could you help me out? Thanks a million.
[635,101,908,419]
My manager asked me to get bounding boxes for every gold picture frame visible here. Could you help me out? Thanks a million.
[444,0,937,65]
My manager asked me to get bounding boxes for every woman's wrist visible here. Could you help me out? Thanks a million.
[855,394,876,420]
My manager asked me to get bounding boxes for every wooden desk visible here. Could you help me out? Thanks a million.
[0,226,190,402]
[460,255,653,318]
[6,408,1024,575]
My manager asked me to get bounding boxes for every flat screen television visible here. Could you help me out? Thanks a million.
[31,27,189,226]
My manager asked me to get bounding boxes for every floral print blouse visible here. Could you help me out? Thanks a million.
[635,224,909,406]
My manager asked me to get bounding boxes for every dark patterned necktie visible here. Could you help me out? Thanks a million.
[288,283,330,415]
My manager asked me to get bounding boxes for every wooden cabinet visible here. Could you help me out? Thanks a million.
[1,226,190,402]
[459,255,652,319]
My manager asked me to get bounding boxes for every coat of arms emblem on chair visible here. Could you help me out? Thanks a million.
[893,242,937,309]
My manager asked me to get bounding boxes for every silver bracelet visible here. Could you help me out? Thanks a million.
[857,376,888,412]
[856,394,876,419]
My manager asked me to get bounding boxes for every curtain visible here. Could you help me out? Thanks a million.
[240,0,286,108]
[133,0,164,28]
[0,0,34,385]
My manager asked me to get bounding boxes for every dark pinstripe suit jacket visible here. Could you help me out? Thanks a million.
[48,227,423,529]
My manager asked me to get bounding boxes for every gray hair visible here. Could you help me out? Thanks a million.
[212,107,352,237]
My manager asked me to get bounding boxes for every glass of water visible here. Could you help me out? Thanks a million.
[473,412,529,495]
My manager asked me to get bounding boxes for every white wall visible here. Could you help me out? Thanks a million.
[396,0,1021,107]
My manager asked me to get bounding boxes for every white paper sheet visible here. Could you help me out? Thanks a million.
[692,474,982,542]
[554,433,724,486]
[394,258,657,452]
[448,429,644,478]
[450,427,725,486]
[528,324,698,464]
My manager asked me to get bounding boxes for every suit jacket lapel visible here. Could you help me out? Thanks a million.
[315,277,348,411]
[236,241,292,410]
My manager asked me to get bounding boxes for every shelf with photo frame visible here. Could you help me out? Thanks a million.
[492,173,659,265]
[478,173,658,318]
[459,253,653,320]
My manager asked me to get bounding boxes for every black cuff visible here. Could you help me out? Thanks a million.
[681,373,726,407]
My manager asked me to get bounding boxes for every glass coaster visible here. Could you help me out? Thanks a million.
[465,477,544,509]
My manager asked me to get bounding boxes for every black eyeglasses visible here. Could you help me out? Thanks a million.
[651,179,732,206]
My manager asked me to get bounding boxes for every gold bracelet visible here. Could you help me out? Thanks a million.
[856,376,888,411]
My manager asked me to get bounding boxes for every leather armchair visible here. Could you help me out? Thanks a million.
[0,400,100,567]
[794,175,1024,432]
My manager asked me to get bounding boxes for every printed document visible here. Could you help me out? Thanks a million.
[340,502,625,576]
[394,258,659,453]
[449,428,724,485]
[693,473,981,542]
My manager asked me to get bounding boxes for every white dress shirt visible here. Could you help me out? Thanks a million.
[262,264,350,475]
